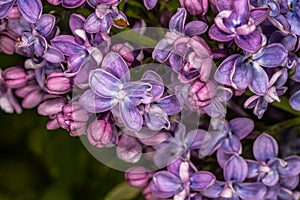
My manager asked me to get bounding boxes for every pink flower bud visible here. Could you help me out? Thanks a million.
[38,97,67,116]
[125,166,149,188]
[2,66,28,88]
[45,72,71,95]
[179,0,209,16]
[0,33,17,55]
[87,119,115,148]
[189,80,217,107]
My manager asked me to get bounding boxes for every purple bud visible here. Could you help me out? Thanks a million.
[189,80,217,107]
[57,103,89,137]
[179,0,209,16]
[125,166,149,188]
[45,72,72,95]
[2,66,28,89]
[87,119,115,148]
[46,117,61,130]
[0,33,17,55]
[37,97,67,116]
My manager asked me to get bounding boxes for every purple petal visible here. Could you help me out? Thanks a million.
[169,8,186,33]
[142,70,163,84]
[144,105,170,131]
[124,82,153,104]
[262,169,279,186]
[42,46,64,63]
[102,52,130,83]
[214,54,240,85]
[290,90,300,111]
[254,44,288,68]
[233,0,249,17]
[269,68,288,88]
[62,0,85,8]
[280,176,299,190]
[69,13,85,35]
[185,129,207,150]
[143,0,157,10]
[246,160,260,178]
[0,1,14,19]
[156,95,181,115]
[253,133,278,162]
[231,60,253,91]
[229,118,254,139]
[278,156,300,177]
[150,171,182,198]
[224,155,248,183]
[89,69,122,98]
[152,38,173,63]
[217,148,234,168]
[119,101,143,131]
[79,89,117,113]
[222,135,241,153]
[85,13,112,33]
[201,181,225,198]
[116,134,142,163]
[51,35,85,56]
[250,8,268,25]
[141,79,164,102]
[169,53,183,73]
[73,58,97,89]
[190,171,215,191]
[235,30,262,53]
[209,24,234,42]
[35,14,55,36]
[184,21,208,36]
[249,64,268,95]
[236,182,267,200]
[17,0,42,23]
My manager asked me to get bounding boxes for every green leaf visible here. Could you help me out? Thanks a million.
[271,96,300,116]
[103,182,141,200]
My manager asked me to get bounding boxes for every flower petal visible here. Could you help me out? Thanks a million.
[231,60,253,91]
[102,52,130,83]
[79,89,117,113]
[253,133,278,162]
[214,54,240,85]
[17,0,42,23]
[262,169,279,186]
[235,30,262,53]
[143,0,157,10]
[62,0,85,8]
[201,181,225,198]
[42,46,64,63]
[156,95,181,115]
[209,24,234,42]
[246,160,260,178]
[35,14,55,36]
[0,1,14,19]
[119,101,143,131]
[224,155,248,183]
[51,35,85,56]
[236,182,267,200]
[184,21,208,36]
[229,118,254,139]
[169,8,186,33]
[254,44,288,68]
[249,64,268,95]
[190,171,215,191]
[152,38,173,63]
[278,156,300,177]
[89,69,122,98]
[69,13,85,35]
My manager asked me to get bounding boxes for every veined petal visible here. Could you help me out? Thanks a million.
[35,14,55,36]
[102,52,130,83]
[69,13,85,35]
[246,160,260,178]
[62,0,85,8]
[184,21,208,36]
[235,30,262,53]
[169,8,186,33]
[236,182,267,200]
[290,90,300,111]
[42,46,64,63]
[253,133,278,162]
[51,35,85,55]
[17,0,42,23]
[229,118,254,139]
[156,95,181,115]
[214,54,240,85]
[262,169,279,186]
[0,1,14,19]
[152,38,173,63]
[249,64,268,95]
[250,8,268,25]
[119,101,143,131]
[278,156,300,177]
[79,89,117,113]
[143,0,157,10]
[254,44,288,68]
[231,59,253,91]
[201,181,225,198]
[224,155,248,183]
[89,69,122,98]
[190,171,215,191]
[209,24,234,42]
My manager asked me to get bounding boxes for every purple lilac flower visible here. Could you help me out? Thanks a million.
[202,154,267,199]
[51,14,110,88]
[152,123,208,168]
[285,0,300,35]
[150,158,215,199]
[209,0,268,53]
[200,118,254,167]
[79,52,164,131]
[84,1,128,33]
[245,69,288,118]
[0,0,42,23]
[214,39,288,95]
[47,0,85,8]
[153,9,210,83]
[266,176,300,200]
[247,133,300,188]
[8,15,64,63]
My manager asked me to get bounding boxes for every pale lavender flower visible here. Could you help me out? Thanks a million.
[244,69,288,118]
[209,0,268,52]
[202,155,267,200]
[150,158,215,199]
[214,41,288,95]
[247,133,300,187]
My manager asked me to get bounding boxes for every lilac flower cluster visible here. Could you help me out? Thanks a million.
[0,0,300,199]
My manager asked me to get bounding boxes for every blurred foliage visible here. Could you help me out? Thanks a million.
[0,109,144,200]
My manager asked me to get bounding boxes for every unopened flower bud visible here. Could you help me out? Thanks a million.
[179,0,208,16]
[2,66,28,88]
[125,166,149,188]
[45,72,71,95]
